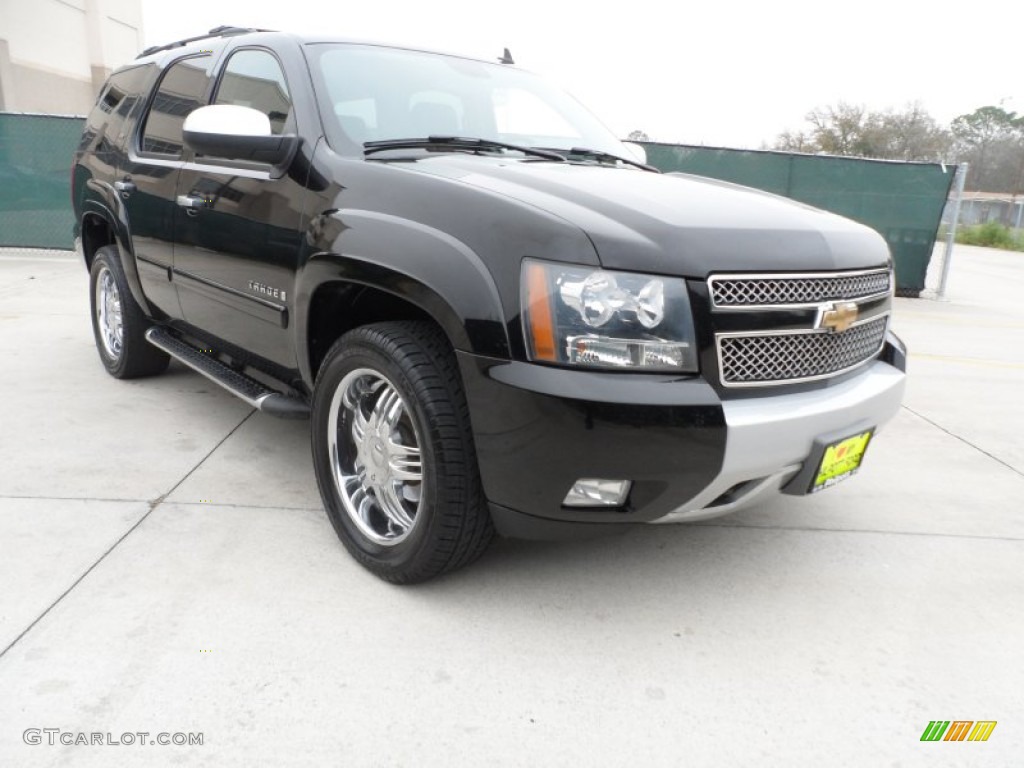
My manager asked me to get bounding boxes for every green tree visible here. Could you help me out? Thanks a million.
[950,106,1024,192]
[951,105,1016,148]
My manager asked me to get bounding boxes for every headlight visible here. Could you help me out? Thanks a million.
[521,259,698,371]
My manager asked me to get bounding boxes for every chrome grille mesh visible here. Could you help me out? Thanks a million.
[710,270,891,307]
[719,316,888,386]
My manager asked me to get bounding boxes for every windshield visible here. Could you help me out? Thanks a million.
[307,43,627,157]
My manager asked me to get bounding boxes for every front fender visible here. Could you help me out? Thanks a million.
[295,209,510,381]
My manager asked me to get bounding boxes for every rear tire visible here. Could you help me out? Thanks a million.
[89,245,169,379]
[311,321,493,583]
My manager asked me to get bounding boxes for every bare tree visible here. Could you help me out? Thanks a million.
[804,103,877,156]
[774,102,951,161]
[875,103,952,161]
[773,129,816,153]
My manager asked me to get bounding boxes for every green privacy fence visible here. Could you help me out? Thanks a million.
[641,142,958,296]
[0,113,85,249]
[0,114,955,292]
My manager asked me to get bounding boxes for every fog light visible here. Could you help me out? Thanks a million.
[563,478,631,507]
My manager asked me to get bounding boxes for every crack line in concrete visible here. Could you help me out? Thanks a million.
[171,501,322,512]
[0,410,256,661]
[901,404,1023,479]
[0,495,322,512]
[694,522,1023,542]
[0,494,150,504]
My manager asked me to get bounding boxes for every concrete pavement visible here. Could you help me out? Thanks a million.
[0,245,1020,767]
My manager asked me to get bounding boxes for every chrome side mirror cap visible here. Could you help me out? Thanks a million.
[183,105,297,166]
[184,104,272,137]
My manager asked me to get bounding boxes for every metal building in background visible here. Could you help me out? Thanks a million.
[947,191,1024,229]
[0,0,142,114]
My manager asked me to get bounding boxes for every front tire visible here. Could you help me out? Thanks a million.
[88,245,169,379]
[311,321,493,583]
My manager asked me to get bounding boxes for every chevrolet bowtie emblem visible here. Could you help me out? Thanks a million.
[820,301,859,333]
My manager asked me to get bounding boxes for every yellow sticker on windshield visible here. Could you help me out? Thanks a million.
[813,431,873,493]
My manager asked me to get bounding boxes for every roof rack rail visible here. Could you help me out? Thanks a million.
[138,26,275,59]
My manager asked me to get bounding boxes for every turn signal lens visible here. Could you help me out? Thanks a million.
[525,261,557,361]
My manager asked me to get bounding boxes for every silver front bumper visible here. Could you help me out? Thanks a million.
[652,360,906,523]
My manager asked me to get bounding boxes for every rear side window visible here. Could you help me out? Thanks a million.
[139,55,213,156]
[213,50,292,134]
[82,64,152,153]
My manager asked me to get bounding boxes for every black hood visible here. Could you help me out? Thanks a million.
[397,156,891,277]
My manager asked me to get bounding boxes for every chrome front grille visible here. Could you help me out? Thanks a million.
[718,315,889,387]
[709,269,891,308]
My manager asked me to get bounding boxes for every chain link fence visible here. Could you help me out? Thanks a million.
[640,142,958,298]
[921,163,969,299]
[0,113,85,250]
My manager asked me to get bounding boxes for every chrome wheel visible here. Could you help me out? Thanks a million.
[95,264,123,360]
[327,368,424,546]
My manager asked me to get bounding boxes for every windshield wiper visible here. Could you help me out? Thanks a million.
[547,146,659,172]
[363,136,567,162]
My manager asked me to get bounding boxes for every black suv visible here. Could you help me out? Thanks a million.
[72,27,907,582]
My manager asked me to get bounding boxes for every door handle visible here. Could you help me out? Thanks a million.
[113,180,136,198]
[176,194,210,212]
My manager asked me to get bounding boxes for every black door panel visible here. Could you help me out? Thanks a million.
[171,48,306,368]
[171,166,304,365]
[173,267,288,328]
[119,158,182,319]
[119,53,215,321]
[135,253,179,320]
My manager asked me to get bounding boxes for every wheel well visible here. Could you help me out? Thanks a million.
[81,214,116,269]
[307,282,443,378]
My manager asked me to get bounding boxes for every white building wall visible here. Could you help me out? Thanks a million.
[0,0,143,114]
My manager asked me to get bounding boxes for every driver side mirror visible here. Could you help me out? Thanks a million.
[183,105,299,166]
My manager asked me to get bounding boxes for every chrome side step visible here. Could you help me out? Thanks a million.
[145,327,309,419]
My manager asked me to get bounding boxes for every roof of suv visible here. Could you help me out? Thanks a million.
[135,26,503,68]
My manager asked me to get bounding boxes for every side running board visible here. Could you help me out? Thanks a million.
[145,327,310,419]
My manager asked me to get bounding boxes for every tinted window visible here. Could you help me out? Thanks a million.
[214,50,292,134]
[83,64,152,153]
[140,55,213,156]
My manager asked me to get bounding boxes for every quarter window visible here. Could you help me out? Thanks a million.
[214,50,292,135]
[83,64,151,153]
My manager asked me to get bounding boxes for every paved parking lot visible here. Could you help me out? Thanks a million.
[0,245,1021,766]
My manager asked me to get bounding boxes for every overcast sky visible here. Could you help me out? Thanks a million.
[141,0,1022,149]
